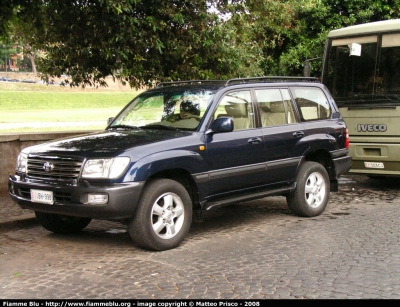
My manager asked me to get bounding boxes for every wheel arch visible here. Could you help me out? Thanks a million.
[304,149,338,191]
[147,168,200,209]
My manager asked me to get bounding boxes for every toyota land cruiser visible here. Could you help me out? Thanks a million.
[8,77,351,251]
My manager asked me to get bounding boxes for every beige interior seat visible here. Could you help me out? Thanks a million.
[265,102,287,126]
[259,103,270,127]
[225,103,249,130]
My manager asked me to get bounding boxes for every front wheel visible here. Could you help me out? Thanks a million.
[286,161,330,217]
[35,212,92,233]
[128,179,193,251]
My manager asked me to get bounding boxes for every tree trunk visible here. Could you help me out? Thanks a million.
[23,44,37,74]
[26,53,37,74]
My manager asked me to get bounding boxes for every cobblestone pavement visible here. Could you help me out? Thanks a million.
[0,192,35,226]
[1,174,400,299]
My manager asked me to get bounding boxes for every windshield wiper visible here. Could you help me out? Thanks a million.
[108,125,138,130]
[140,124,178,130]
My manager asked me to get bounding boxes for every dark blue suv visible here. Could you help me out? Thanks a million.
[8,77,351,251]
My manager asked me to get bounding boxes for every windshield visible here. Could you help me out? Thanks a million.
[323,32,400,107]
[109,88,217,130]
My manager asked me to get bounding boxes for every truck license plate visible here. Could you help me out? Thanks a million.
[31,189,54,204]
[364,162,384,169]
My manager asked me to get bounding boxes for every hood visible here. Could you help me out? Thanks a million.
[27,129,191,157]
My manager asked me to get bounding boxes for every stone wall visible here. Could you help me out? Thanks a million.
[0,131,93,194]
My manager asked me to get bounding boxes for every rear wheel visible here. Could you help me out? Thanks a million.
[35,212,92,233]
[128,179,193,251]
[286,161,330,217]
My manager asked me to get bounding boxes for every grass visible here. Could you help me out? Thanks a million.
[0,81,143,133]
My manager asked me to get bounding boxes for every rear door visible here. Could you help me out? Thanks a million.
[255,87,306,186]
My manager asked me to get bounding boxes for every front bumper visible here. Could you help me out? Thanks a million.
[8,176,145,220]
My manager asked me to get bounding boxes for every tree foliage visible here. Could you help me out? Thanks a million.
[2,0,250,88]
[1,0,399,87]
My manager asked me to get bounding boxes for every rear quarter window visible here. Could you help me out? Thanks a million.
[290,87,332,121]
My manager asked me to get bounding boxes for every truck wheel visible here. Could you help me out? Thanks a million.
[128,179,193,251]
[286,161,330,217]
[35,212,92,233]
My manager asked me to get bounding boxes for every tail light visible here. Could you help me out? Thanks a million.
[345,128,349,149]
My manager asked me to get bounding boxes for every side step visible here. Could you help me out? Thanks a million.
[192,184,296,222]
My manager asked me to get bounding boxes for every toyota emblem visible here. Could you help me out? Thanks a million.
[43,162,54,172]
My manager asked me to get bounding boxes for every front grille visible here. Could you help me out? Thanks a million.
[27,155,84,181]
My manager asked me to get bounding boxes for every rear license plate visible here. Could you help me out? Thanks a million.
[364,162,384,169]
[31,189,54,204]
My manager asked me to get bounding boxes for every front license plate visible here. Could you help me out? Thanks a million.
[364,162,384,169]
[31,189,54,204]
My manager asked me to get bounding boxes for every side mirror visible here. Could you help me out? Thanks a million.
[107,117,114,125]
[206,117,234,135]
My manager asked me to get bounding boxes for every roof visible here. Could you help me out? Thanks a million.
[328,19,400,38]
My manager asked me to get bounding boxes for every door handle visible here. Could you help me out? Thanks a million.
[248,137,262,144]
[293,131,304,137]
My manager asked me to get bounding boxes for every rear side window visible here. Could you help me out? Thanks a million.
[255,88,296,127]
[290,87,332,121]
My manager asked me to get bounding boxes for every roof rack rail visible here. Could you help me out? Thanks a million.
[156,80,224,87]
[225,76,320,85]
[155,77,320,87]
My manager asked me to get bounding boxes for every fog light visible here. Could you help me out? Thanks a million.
[87,193,108,204]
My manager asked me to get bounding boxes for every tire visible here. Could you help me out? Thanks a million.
[286,161,330,217]
[128,179,193,251]
[35,212,92,233]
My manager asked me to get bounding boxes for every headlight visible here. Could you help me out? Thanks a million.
[82,157,130,179]
[16,152,28,173]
